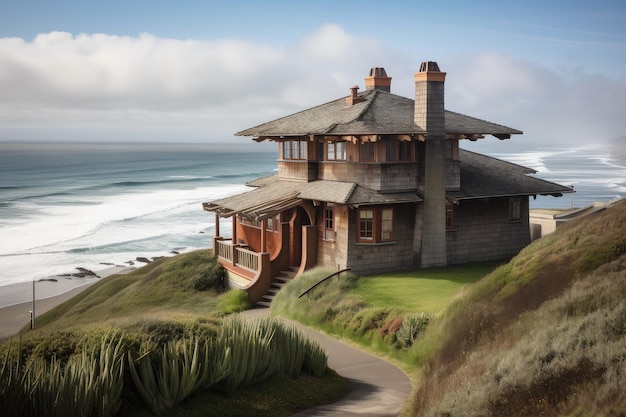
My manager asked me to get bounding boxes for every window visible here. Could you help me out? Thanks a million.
[385,140,397,161]
[359,209,374,241]
[266,215,279,232]
[398,141,412,161]
[240,217,260,228]
[283,141,291,159]
[385,139,413,161]
[509,197,522,221]
[282,140,307,160]
[327,141,347,161]
[446,203,455,230]
[323,203,335,240]
[357,207,395,243]
[381,208,394,241]
[360,142,376,161]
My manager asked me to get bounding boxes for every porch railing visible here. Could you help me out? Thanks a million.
[214,238,259,272]
[235,246,258,271]
[215,238,234,260]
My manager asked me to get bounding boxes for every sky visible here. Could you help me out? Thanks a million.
[0,0,625,150]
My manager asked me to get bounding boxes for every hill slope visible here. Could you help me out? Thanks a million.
[411,200,626,416]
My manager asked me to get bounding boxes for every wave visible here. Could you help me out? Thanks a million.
[3,173,253,203]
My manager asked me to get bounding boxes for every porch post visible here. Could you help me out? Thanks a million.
[214,212,220,237]
[260,219,267,252]
[232,216,237,243]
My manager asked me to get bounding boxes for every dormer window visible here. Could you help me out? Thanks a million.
[282,140,307,160]
[327,141,347,161]
[386,139,413,161]
[359,142,376,161]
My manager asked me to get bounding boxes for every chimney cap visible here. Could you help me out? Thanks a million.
[419,61,441,72]
[365,67,392,92]
[369,67,388,77]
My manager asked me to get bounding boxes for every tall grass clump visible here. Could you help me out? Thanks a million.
[216,289,252,314]
[128,336,229,415]
[0,331,126,417]
[217,316,328,393]
[271,267,363,325]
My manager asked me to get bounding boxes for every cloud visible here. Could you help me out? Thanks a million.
[0,27,624,145]
[445,53,626,145]
[0,25,402,141]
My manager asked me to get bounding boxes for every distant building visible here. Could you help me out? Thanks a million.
[203,62,572,305]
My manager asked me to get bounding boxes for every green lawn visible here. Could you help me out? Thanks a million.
[351,261,501,313]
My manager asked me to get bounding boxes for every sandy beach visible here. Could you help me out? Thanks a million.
[0,266,134,339]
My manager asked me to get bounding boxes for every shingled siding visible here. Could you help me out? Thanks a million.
[318,162,420,192]
[317,204,350,270]
[278,160,316,181]
[446,197,531,264]
[446,159,460,190]
[345,204,416,275]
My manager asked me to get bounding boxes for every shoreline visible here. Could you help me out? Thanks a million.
[0,265,135,339]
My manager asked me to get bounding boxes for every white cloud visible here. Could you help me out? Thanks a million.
[445,53,626,145]
[0,27,624,145]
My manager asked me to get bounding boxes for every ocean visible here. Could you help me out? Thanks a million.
[0,142,277,287]
[0,141,624,288]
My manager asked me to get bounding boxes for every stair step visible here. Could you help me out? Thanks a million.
[254,268,300,307]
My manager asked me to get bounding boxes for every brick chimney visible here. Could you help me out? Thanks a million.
[414,61,446,133]
[365,67,392,92]
[345,85,365,106]
[415,61,447,267]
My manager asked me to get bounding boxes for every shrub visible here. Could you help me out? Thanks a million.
[395,312,432,348]
[192,259,225,292]
[217,289,252,314]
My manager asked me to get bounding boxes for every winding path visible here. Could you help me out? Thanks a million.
[243,308,413,417]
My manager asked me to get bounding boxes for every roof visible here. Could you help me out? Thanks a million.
[236,89,522,140]
[203,175,422,221]
[203,150,573,219]
[449,149,574,200]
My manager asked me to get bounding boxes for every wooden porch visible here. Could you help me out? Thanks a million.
[212,223,318,305]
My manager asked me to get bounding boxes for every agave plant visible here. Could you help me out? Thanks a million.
[218,315,275,393]
[128,335,230,415]
[21,330,126,417]
[302,338,328,377]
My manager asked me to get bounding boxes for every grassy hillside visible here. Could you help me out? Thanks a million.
[411,200,626,416]
[271,201,625,416]
[1,250,348,417]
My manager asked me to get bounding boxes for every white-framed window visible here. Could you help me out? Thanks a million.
[357,207,394,243]
[282,140,307,160]
[327,141,347,161]
[323,203,335,241]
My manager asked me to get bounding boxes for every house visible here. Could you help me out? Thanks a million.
[203,62,572,305]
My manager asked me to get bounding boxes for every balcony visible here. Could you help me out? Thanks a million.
[213,237,272,304]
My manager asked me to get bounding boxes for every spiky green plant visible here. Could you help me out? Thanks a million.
[218,315,275,393]
[396,312,432,348]
[269,321,307,379]
[18,330,126,417]
[302,339,328,377]
[128,336,230,415]
[0,339,29,416]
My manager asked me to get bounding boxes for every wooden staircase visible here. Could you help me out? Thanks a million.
[256,267,298,307]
